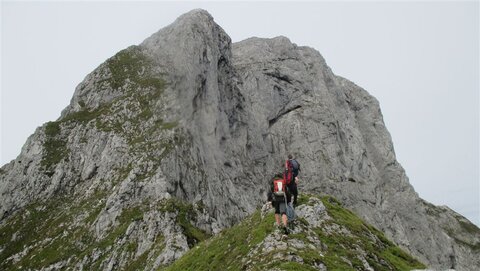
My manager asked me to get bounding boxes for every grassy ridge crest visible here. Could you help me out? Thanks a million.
[166,194,426,271]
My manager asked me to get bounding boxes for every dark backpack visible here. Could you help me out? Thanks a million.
[290,159,300,177]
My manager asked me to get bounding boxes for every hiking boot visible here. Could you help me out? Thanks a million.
[282,226,289,235]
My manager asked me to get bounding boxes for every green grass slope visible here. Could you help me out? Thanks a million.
[166,195,426,271]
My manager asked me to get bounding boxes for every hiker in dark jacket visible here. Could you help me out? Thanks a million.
[267,173,291,235]
[287,154,301,207]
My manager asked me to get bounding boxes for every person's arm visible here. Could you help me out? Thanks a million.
[297,160,301,184]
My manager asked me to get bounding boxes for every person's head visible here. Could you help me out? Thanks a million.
[288,154,293,159]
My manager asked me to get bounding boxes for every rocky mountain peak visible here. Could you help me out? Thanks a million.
[176,8,215,22]
[1,9,479,271]
[141,8,230,61]
[161,8,216,30]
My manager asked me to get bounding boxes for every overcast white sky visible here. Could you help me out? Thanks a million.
[1,1,479,226]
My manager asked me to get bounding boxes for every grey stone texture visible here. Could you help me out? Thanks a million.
[1,9,478,270]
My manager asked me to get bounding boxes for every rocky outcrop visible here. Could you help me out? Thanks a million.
[1,9,478,270]
[167,195,426,270]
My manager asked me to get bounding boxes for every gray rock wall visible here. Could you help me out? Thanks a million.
[1,9,478,270]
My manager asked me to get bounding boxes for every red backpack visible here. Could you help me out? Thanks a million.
[273,178,286,196]
[284,160,294,185]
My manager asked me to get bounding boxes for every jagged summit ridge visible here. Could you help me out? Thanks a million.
[1,9,479,271]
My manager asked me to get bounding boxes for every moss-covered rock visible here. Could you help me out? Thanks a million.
[165,194,426,271]
[41,121,69,175]
[0,192,219,271]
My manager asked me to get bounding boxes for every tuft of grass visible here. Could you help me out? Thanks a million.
[124,250,149,271]
[62,107,106,124]
[97,205,144,251]
[444,227,480,251]
[457,218,480,235]
[41,121,69,174]
[106,46,160,91]
[319,196,426,271]
[166,211,275,271]
[296,194,312,206]
[381,246,425,271]
[158,198,210,248]
[321,196,367,234]
[313,229,363,270]
[277,261,320,271]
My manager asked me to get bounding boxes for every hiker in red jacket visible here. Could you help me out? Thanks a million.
[285,154,300,207]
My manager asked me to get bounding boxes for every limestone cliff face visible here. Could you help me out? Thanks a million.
[0,9,478,270]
